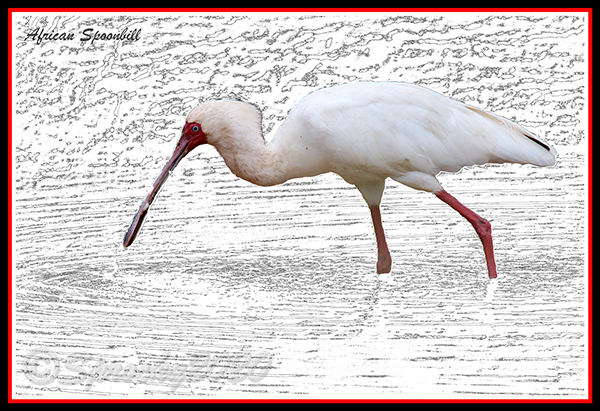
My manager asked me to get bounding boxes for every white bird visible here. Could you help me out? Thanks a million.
[123,81,556,279]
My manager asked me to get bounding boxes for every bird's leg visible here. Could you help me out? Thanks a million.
[369,205,392,274]
[434,190,497,279]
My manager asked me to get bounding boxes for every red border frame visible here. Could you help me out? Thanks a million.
[8,7,593,404]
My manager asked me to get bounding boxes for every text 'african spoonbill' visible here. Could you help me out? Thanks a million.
[123,82,556,279]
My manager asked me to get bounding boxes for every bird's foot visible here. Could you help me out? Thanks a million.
[376,253,392,274]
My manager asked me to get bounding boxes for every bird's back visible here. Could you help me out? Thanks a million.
[275,82,556,184]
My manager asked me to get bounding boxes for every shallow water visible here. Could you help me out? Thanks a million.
[13,156,588,399]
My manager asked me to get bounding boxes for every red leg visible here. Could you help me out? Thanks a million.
[435,190,497,279]
[370,205,392,274]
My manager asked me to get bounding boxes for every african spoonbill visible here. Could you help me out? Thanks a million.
[123,82,556,279]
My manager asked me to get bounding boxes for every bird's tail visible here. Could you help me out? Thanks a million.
[518,129,557,166]
[465,105,557,167]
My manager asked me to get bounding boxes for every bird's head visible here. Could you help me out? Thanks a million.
[183,99,263,150]
[123,99,262,248]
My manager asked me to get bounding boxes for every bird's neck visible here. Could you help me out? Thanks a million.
[212,125,288,187]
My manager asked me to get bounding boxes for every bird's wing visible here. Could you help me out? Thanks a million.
[298,82,556,176]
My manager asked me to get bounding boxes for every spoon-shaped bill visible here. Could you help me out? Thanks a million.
[123,126,206,248]
[123,146,187,248]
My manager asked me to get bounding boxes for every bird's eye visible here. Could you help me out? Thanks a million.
[192,125,200,133]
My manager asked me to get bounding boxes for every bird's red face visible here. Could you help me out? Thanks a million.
[123,121,208,247]
[180,122,208,151]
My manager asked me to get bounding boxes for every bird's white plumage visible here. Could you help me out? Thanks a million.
[187,81,556,202]
[265,81,556,201]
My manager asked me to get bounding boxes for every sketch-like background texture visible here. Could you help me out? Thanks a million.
[12,12,588,399]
